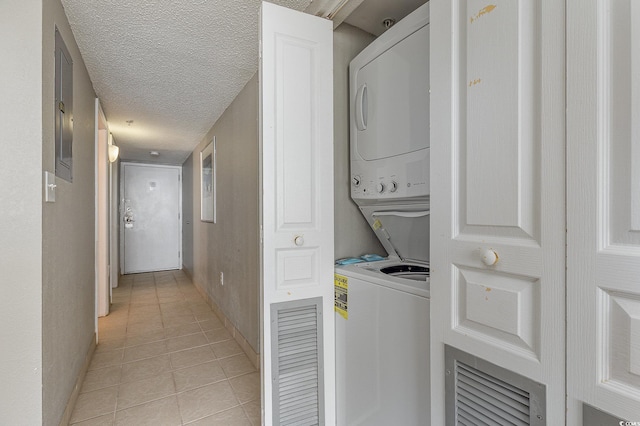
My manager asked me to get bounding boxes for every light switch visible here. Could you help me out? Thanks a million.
[45,171,56,202]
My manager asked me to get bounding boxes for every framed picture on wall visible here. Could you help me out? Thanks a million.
[200,138,216,222]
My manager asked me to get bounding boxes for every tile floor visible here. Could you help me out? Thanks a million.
[69,270,261,426]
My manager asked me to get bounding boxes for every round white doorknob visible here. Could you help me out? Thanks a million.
[481,249,499,266]
[294,235,304,246]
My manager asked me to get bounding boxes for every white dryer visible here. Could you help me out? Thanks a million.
[349,2,430,204]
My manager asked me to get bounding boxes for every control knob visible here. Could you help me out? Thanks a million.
[376,182,385,193]
[352,175,361,187]
[389,181,398,193]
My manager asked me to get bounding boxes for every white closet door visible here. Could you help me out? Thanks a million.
[430,0,565,423]
[568,0,640,422]
[259,2,334,425]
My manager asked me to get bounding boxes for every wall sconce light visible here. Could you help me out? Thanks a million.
[108,144,119,163]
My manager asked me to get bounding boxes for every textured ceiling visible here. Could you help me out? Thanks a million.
[61,0,313,165]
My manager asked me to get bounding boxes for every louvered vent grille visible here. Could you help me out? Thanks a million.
[456,362,530,425]
[271,298,324,426]
[445,345,546,426]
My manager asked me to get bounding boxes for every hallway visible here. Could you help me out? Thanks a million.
[69,271,260,425]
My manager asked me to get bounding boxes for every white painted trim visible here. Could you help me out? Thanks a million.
[94,99,98,338]
[109,155,119,289]
[303,0,365,28]
[95,100,110,320]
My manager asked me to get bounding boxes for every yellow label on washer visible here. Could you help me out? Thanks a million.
[334,273,348,320]
[373,219,382,230]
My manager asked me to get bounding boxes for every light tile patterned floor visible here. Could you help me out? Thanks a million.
[69,270,260,426]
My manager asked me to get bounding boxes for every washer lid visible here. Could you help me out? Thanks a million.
[360,203,430,262]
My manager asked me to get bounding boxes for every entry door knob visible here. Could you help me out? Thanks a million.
[481,249,499,266]
[294,235,304,246]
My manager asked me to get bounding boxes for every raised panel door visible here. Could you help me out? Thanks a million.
[430,0,565,423]
[259,3,335,424]
[567,0,640,421]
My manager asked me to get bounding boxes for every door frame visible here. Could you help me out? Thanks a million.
[109,138,119,290]
[119,162,183,275]
[95,99,110,325]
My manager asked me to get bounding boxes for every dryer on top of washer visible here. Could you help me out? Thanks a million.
[349,2,430,205]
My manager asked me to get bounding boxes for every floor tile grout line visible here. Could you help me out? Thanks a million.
[105,368,258,413]
[112,378,181,415]
[180,400,246,425]
[82,350,254,393]
[240,401,259,426]
[91,339,243,371]
[78,271,259,425]
[69,409,116,426]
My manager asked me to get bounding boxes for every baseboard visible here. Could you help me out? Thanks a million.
[182,265,193,281]
[58,333,96,426]
[192,279,260,371]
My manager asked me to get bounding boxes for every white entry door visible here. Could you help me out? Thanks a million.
[259,2,334,425]
[430,0,565,423]
[121,163,181,274]
[567,0,640,422]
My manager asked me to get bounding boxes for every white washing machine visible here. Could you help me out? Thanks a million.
[335,203,430,425]
[335,258,430,426]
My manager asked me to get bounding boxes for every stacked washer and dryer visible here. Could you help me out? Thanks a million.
[335,3,431,425]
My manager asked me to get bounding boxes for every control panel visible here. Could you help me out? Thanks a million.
[350,158,429,202]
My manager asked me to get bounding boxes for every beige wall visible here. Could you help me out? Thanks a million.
[41,0,97,424]
[0,0,96,423]
[0,1,44,423]
[333,24,385,259]
[182,154,195,274]
[184,75,260,352]
[182,25,384,354]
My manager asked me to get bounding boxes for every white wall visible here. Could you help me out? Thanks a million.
[333,23,385,259]
[0,1,44,423]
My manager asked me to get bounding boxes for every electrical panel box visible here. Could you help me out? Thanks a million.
[55,27,73,182]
